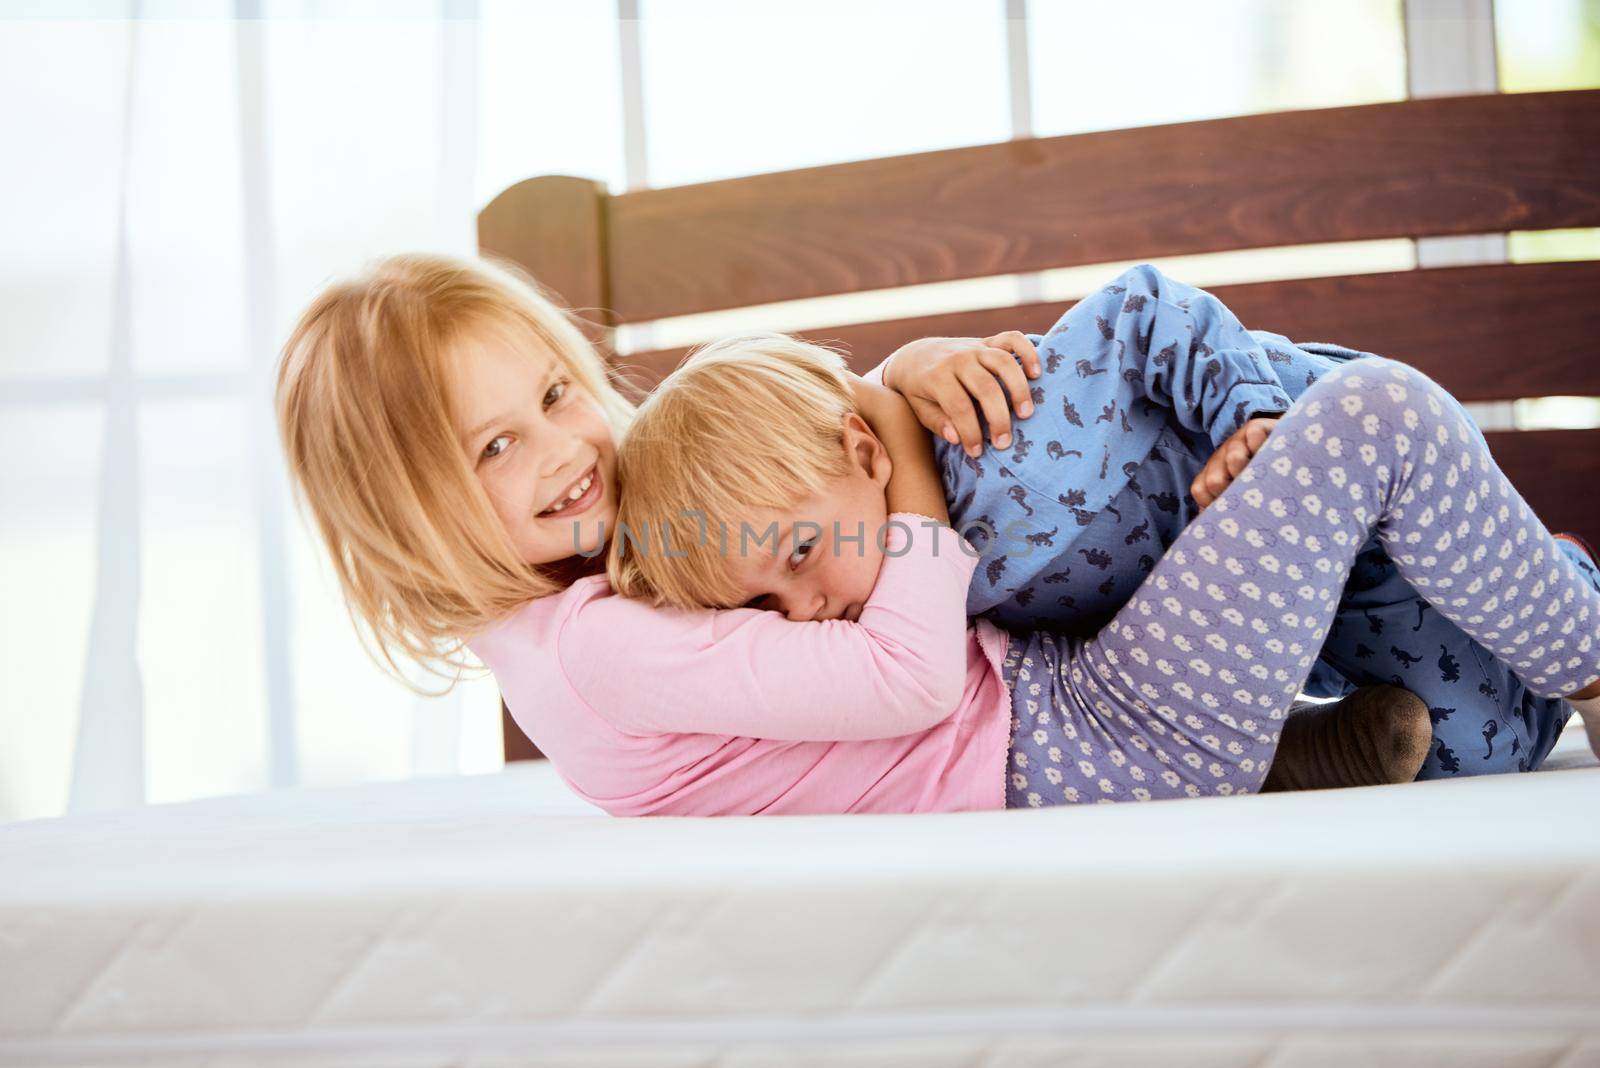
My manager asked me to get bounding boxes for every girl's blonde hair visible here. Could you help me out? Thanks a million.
[275,251,634,695]
[608,332,859,610]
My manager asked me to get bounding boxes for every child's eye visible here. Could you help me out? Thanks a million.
[480,434,510,463]
[544,379,569,408]
[787,536,819,570]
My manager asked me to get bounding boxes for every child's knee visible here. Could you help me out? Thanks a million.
[1095,262,1169,299]
[1120,262,1170,297]
[1317,356,1450,411]
[1288,356,1463,454]
[1048,264,1168,335]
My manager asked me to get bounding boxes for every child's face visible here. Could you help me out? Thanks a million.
[727,415,891,622]
[450,324,617,566]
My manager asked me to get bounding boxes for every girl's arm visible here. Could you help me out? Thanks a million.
[557,387,975,746]
[562,515,977,742]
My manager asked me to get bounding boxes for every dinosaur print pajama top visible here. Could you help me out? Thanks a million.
[933,265,1600,802]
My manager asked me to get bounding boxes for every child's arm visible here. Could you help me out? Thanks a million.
[562,516,978,742]
[869,267,1294,456]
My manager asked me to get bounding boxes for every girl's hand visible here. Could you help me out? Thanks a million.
[883,332,1042,459]
[1191,416,1280,510]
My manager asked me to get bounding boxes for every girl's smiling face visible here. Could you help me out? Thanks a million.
[450,323,618,567]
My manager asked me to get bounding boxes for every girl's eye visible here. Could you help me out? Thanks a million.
[480,434,510,463]
[544,379,568,408]
[787,536,819,570]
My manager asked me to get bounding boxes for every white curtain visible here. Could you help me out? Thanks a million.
[13,0,1551,824]
[0,2,629,822]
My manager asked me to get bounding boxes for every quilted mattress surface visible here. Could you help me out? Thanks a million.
[2,730,1598,1067]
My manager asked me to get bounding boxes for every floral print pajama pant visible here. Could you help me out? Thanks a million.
[995,358,1600,807]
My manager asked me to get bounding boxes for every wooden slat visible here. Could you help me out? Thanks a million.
[478,175,615,348]
[1485,429,1600,552]
[502,698,545,762]
[605,90,1600,321]
[1208,264,1600,403]
[622,262,1600,403]
[623,302,1058,390]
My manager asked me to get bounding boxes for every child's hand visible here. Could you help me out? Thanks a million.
[883,333,1041,459]
[1191,416,1280,510]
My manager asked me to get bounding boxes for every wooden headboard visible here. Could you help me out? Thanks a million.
[479,89,1600,763]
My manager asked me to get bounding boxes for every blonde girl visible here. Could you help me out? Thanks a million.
[276,251,1027,815]
[275,252,635,685]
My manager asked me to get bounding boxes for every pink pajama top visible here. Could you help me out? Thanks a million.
[467,516,1014,816]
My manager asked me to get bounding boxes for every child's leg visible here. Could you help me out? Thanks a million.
[1315,538,1600,777]
[1004,357,1600,805]
[1553,536,1600,759]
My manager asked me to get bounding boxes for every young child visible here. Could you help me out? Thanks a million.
[848,265,1600,780]
[608,298,1600,808]
[610,329,1436,793]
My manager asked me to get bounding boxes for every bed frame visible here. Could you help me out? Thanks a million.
[479,89,1600,764]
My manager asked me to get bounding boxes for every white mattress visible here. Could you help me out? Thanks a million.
[3,729,1599,1067]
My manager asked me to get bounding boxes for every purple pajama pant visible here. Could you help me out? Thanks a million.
[1002,357,1600,807]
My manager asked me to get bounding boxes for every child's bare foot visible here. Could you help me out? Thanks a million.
[1568,684,1600,759]
[1553,532,1600,753]
[1261,685,1432,792]
[1579,706,1600,762]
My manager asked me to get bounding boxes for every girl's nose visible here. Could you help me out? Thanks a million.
[540,442,585,481]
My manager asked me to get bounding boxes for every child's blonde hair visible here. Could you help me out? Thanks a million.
[274,251,634,694]
[607,332,861,610]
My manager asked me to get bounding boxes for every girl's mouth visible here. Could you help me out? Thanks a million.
[538,464,602,519]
